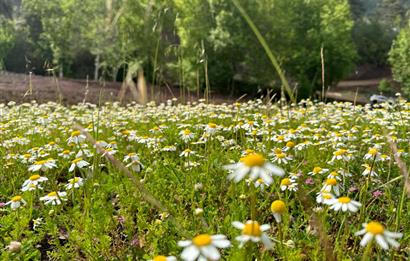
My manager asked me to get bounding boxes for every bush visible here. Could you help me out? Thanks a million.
[378,78,391,94]
[389,21,410,96]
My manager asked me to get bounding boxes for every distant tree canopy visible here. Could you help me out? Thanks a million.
[389,20,410,95]
[0,0,408,98]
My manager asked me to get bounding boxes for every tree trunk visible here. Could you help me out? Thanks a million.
[59,64,63,78]
[94,54,100,81]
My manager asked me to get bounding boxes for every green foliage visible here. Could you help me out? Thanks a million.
[0,19,14,69]
[389,22,410,96]
[172,0,357,97]
[378,78,392,94]
[352,20,395,66]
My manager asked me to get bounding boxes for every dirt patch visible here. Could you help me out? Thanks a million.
[0,72,237,105]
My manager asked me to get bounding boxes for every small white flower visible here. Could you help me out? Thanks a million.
[362,164,377,177]
[280,177,298,191]
[329,196,362,213]
[178,234,230,261]
[224,153,284,185]
[40,191,67,205]
[316,191,335,205]
[21,174,48,191]
[5,196,26,210]
[28,158,57,172]
[232,220,273,249]
[65,177,84,189]
[321,178,340,196]
[149,256,177,261]
[355,221,402,250]
[67,130,86,144]
[69,157,90,172]
[180,149,195,157]
[180,129,194,142]
[308,166,328,176]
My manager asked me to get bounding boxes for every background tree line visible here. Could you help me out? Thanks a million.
[0,0,410,98]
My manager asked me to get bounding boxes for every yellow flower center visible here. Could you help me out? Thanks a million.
[368,148,378,156]
[208,123,217,129]
[183,129,191,135]
[330,171,338,177]
[35,160,48,165]
[276,153,286,159]
[23,153,31,158]
[62,150,70,154]
[29,174,41,181]
[256,178,264,184]
[274,148,283,154]
[271,200,286,214]
[242,221,262,237]
[365,221,385,235]
[153,256,167,261]
[338,197,351,203]
[72,158,83,164]
[70,177,80,184]
[281,178,291,186]
[286,141,295,148]
[335,149,347,156]
[11,196,22,202]
[71,130,81,137]
[192,234,212,247]
[323,193,333,199]
[122,130,130,135]
[313,167,322,173]
[325,178,337,186]
[184,149,192,153]
[277,135,284,141]
[48,191,58,197]
[240,153,266,167]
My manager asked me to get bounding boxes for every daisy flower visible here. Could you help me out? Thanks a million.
[321,178,340,196]
[254,178,267,190]
[355,221,402,250]
[180,129,194,143]
[69,157,90,172]
[102,148,117,156]
[308,166,328,176]
[270,149,292,165]
[232,220,273,249]
[180,149,195,157]
[224,153,284,185]
[40,191,67,205]
[124,153,144,172]
[178,234,230,261]
[67,130,86,144]
[316,191,335,205]
[364,147,381,161]
[331,148,352,162]
[280,177,298,191]
[150,256,177,261]
[5,195,26,210]
[205,123,218,135]
[271,200,286,223]
[21,174,48,191]
[362,164,377,177]
[329,196,362,213]
[65,177,84,189]
[28,158,57,172]
[58,149,73,159]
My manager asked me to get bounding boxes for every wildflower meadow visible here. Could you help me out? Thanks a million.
[1,98,409,260]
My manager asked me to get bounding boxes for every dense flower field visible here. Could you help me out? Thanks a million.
[1,99,409,260]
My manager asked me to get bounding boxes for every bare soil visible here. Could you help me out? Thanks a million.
[0,71,400,105]
[0,72,235,105]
